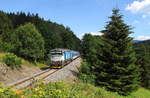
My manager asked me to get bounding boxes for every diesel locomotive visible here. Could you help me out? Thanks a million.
[49,48,79,68]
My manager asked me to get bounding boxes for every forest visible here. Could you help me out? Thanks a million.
[80,9,150,96]
[0,10,81,62]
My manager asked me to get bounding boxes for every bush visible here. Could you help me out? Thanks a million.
[2,53,22,69]
[79,73,96,84]
[79,60,96,84]
[80,60,91,74]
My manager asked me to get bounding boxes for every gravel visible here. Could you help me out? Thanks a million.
[44,57,81,83]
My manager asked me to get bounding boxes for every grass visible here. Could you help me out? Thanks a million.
[1,80,150,98]
[132,88,150,98]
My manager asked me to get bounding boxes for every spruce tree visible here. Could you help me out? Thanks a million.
[96,9,139,95]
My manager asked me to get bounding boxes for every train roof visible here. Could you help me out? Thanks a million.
[50,48,79,53]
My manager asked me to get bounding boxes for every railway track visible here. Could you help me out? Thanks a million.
[5,56,80,90]
[6,69,57,90]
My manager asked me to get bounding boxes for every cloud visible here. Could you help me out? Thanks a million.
[135,35,150,40]
[78,32,102,39]
[125,0,150,17]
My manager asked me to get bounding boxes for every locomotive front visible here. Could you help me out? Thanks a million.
[49,49,64,68]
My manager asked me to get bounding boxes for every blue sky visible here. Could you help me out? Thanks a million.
[0,0,150,40]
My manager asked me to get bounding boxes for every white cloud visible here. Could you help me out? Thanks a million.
[125,0,150,17]
[78,32,102,39]
[89,32,103,36]
[135,35,150,40]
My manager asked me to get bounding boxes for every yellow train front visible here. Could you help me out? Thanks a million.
[49,48,79,68]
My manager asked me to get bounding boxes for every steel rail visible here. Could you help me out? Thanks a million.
[6,56,80,90]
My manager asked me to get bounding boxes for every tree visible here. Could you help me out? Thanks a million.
[135,43,150,89]
[0,11,14,52]
[8,12,81,52]
[96,9,139,95]
[81,34,102,68]
[0,11,12,35]
[13,23,45,62]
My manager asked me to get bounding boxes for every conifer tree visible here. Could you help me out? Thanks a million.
[96,9,139,95]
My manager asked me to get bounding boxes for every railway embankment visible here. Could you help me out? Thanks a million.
[0,62,42,85]
[44,57,81,83]
[1,56,81,89]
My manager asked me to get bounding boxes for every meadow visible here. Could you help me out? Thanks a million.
[0,80,150,98]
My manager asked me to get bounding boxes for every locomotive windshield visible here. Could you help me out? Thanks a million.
[50,51,63,56]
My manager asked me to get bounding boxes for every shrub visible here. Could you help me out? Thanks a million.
[80,60,91,74]
[79,73,96,84]
[79,60,96,84]
[2,53,22,69]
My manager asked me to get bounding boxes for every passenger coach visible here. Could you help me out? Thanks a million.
[49,48,79,68]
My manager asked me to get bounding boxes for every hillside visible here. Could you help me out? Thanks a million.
[8,12,81,51]
[0,10,81,63]
[0,52,47,85]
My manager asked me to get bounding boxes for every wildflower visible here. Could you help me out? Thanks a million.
[15,90,22,95]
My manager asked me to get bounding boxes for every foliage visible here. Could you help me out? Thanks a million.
[22,81,104,98]
[0,11,12,36]
[134,40,150,89]
[1,81,150,98]
[95,9,139,95]
[8,12,81,52]
[0,40,14,52]
[0,11,81,62]
[80,59,91,74]
[79,60,96,84]
[80,9,140,96]
[0,85,20,98]
[79,73,96,85]
[81,34,103,74]
[2,53,22,69]
[0,11,14,52]
[11,23,45,62]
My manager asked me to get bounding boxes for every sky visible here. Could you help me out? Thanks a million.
[0,0,150,40]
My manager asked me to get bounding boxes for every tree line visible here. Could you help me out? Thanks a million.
[80,9,150,96]
[0,11,81,62]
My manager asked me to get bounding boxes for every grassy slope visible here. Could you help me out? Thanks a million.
[0,81,150,98]
[12,81,150,98]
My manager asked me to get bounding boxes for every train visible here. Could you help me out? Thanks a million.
[48,48,80,68]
